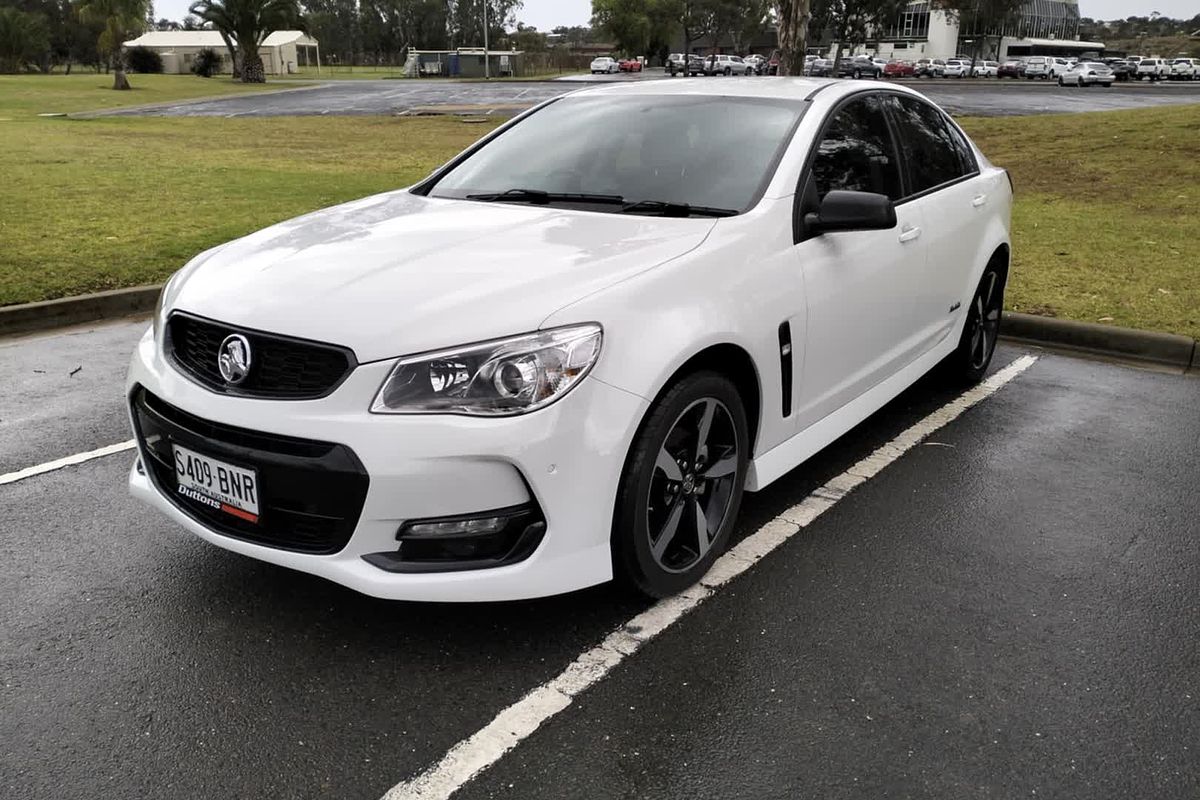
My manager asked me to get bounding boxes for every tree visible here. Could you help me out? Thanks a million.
[774,0,810,75]
[188,0,303,82]
[0,6,51,72]
[75,0,149,88]
[448,0,522,48]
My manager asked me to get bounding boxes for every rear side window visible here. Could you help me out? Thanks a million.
[886,95,977,196]
[810,95,902,201]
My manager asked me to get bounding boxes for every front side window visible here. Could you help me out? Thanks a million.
[886,95,976,196]
[426,95,803,215]
[810,95,902,201]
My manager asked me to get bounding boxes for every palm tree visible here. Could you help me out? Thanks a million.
[188,0,303,83]
[75,0,149,89]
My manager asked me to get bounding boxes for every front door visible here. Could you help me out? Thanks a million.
[791,93,929,430]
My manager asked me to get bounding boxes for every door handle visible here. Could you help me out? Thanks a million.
[898,225,922,243]
[972,194,988,208]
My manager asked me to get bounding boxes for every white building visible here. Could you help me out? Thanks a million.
[871,0,1103,61]
[123,30,320,75]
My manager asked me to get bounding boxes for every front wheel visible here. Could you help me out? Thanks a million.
[613,372,749,598]
[945,263,1006,383]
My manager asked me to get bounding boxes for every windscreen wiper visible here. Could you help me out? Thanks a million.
[620,200,739,218]
[466,189,626,205]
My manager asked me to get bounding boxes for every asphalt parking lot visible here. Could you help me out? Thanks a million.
[100,74,1200,118]
[2,320,1197,800]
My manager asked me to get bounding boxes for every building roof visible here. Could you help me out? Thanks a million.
[123,30,314,49]
[1001,37,1104,49]
[125,30,226,48]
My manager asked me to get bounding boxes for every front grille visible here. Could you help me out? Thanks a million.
[131,386,370,554]
[167,312,356,400]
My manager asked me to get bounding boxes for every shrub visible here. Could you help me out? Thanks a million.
[127,45,164,73]
[190,47,222,78]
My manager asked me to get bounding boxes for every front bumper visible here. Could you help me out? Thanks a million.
[126,325,648,601]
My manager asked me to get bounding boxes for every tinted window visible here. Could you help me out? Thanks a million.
[810,95,902,201]
[428,95,802,213]
[887,95,976,195]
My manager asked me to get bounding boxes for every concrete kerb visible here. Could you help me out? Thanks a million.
[1,289,1196,374]
[0,286,161,338]
[1002,311,1197,373]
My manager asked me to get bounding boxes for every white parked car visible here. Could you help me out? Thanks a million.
[1169,58,1199,80]
[1136,58,1170,81]
[590,56,619,74]
[129,81,1013,602]
[1059,61,1114,87]
[942,59,970,77]
[703,54,753,75]
[972,60,999,77]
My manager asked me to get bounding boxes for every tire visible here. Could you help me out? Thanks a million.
[853,69,862,79]
[944,261,1006,384]
[1058,77,1064,86]
[724,67,732,76]
[612,371,750,598]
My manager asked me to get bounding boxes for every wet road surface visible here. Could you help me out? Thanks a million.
[2,319,1197,800]
[99,76,1200,118]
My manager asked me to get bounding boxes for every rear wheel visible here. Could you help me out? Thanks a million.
[945,262,1006,384]
[613,372,749,598]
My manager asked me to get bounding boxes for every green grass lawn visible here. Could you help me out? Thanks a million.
[960,105,1199,338]
[1,90,1197,339]
[0,73,295,117]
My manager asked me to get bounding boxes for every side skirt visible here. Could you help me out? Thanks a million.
[745,334,959,491]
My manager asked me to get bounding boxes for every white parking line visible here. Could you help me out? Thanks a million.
[380,354,1039,800]
[0,440,136,486]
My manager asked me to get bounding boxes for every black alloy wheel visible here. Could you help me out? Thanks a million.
[613,372,749,598]
[945,262,1006,383]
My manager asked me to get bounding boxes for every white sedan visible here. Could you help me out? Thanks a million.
[1059,61,1114,87]
[590,57,619,74]
[129,80,1013,601]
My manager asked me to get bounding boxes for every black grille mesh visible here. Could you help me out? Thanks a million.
[167,313,354,399]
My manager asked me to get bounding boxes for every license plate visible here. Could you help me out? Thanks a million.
[172,444,260,523]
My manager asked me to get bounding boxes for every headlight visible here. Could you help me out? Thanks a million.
[371,324,603,416]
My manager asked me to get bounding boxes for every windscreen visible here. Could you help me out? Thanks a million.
[426,94,804,214]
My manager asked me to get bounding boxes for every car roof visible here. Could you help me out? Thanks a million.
[565,77,926,106]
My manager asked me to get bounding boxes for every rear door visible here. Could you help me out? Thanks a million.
[791,93,928,428]
[882,93,986,347]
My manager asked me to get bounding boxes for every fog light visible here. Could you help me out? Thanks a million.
[363,503,546,574]
[404,515,508,538]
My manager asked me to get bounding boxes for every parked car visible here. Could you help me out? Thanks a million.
[1136,58,1170,81]
[808,57,834,77]
[914,58,945,78]
[997,59,1024,78]
[1048,57,1071,78]
[1058,61,1114,87]
[590,56,619,74]
[1169,58,1200,80]
[1103,59,1133,81]
[130,80,1013,601]
[1022,56,1052,79]
[703,54,754,76]
[619,57,643,73]
[972,60,1000,77]
[743,54,767,73]
[765,51,780,75]
[835,56,883,79]
[665,53,704,76]
[942,59,971,78]
[883,59,916,78]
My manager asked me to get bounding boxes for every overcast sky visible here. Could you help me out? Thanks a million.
[153,0,1196,30]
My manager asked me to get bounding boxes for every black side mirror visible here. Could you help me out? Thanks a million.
[804,190,897,235]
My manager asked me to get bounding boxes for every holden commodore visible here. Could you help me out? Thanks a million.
[128,79,1011,601]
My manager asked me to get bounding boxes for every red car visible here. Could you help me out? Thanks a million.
[883,59,916,78]
[619,58,643,72]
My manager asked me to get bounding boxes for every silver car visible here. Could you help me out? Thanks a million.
[1059,61,1114,87]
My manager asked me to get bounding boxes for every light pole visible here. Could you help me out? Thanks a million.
[483,0,490,79]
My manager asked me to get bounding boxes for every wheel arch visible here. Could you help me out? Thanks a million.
[640,342,764,460]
